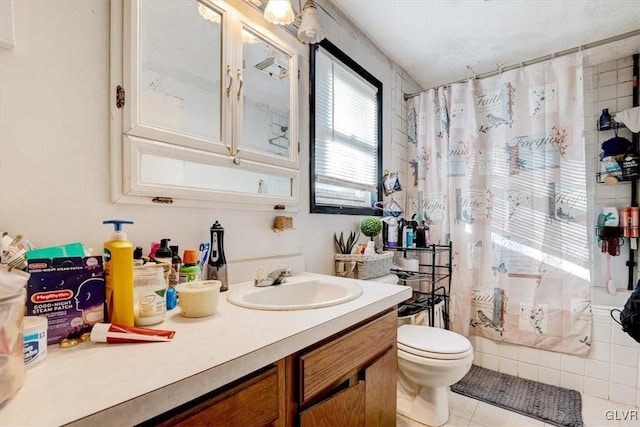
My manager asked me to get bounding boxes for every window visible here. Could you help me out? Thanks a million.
[310,39,382,215]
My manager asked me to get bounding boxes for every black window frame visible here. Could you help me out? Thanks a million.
[309,39,383,216]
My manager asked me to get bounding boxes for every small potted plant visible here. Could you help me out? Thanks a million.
[360,217,382,241]
[334,230,360,255]
[334,230,360,277]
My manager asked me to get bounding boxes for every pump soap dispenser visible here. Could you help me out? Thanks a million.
[103,220,135,326]
[205,221,228,292]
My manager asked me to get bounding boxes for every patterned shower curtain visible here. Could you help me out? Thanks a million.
[406,53,592,355]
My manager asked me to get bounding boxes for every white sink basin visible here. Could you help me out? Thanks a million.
[227,278,363,310]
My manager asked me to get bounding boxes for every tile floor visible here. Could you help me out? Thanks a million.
[396,390,640,427]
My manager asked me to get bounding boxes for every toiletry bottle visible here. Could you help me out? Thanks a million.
[133,246,144,266]
[166,245,180,310]
[599,108,612,131]
[155,239,172,285]
[103,220,135,327]
[405,222,414,248]
[205,221,228,292]
[179,249,201,283]
[148,242,160,259]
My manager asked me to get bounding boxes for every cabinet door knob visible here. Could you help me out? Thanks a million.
[236,68,243,100]
[226,65,233,97]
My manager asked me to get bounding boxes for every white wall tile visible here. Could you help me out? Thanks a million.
[617,82,633,99]
[499,357,518,376]
[591,341,612,362]
[617,56,633,68]
[538,367,560,387]
[612,326,640,348]
[618,67,633,83]
[499,343,519,360]
[611,345,639,368]
[585,358,611,381]
[560,371,584,393]
[593,321,611,343]
[598,84,617,101]
[610,383,638,407]
[599,70,618,86]
[518,362,538,381]
[561,354,586,375]
[473,351,482,366]
[539,349,562,369]
[584,377,610,400]
[482,353,499,371]
[599,61,618,73]
[593,312,612,324]
[611,364,638,388]
[616,96,633,113]
[518,346,539,365]
[483,338,500,356]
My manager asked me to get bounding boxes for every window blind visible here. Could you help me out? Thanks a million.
[315,48,379,193]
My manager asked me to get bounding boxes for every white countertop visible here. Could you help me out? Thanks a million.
[0,273,411,426]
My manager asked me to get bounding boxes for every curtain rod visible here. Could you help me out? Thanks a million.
[403,29,640,101]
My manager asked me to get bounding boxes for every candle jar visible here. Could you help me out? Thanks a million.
[631,207,640,238]
[621,207,632,237]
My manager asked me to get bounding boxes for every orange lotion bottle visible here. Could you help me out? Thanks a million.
[103,220,135,326]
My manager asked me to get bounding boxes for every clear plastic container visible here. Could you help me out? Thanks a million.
[0,266,29,405]
[133,264,167,326]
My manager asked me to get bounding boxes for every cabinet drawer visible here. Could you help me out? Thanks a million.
[298,310,396,404]
[153,366,279,427]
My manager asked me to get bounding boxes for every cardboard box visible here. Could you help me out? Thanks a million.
[26,256,104,345]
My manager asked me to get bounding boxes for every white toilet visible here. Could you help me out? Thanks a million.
[396,324,473,426]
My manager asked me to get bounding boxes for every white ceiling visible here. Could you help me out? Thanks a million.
[330,0,640,90]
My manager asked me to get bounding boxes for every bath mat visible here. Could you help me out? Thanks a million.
[451,365,583,427]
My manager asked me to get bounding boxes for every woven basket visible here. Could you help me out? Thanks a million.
[334,252,393,280]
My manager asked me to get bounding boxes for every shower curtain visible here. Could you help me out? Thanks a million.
[406,53,592,355]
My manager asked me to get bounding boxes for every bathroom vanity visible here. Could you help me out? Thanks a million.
[0,273,411,426]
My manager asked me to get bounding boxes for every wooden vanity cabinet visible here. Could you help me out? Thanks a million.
[292,309,398,427]
[141,309,397,427]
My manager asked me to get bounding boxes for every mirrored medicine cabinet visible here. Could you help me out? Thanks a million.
[110,0,301,209]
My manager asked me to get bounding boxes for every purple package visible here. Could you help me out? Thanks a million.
[26,256,105,345]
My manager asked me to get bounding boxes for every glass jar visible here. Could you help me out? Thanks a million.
[133,264,167,326]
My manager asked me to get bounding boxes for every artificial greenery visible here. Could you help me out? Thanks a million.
[334,231,360,254]
[360,217,382,240]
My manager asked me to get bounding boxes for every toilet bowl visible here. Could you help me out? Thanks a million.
[396,324,473,426]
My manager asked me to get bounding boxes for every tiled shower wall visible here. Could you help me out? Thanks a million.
[390,64,422,210]
[586,55,637,290]
[468,54,640,407]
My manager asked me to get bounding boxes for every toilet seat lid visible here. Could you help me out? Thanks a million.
[397,325,472,357]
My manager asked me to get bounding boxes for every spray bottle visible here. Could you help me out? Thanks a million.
[205,221,228,292]
[103,220,135,326]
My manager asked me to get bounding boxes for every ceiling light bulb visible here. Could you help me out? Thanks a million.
[264,0,295,25]
[297,0,325,44]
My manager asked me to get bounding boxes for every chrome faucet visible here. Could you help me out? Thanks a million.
[254,267,293,287]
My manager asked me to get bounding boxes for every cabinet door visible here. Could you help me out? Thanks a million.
[365,347,397,427]
[126,0,232,155]
[234,19,298,169]
[300,381,365,427]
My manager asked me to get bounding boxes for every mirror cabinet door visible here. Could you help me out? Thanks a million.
[239,26,294,164]
[136,0,226,148]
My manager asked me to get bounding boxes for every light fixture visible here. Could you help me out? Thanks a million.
[263,0,295,25]
[297,0,325,44]
[198,3,221,24]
